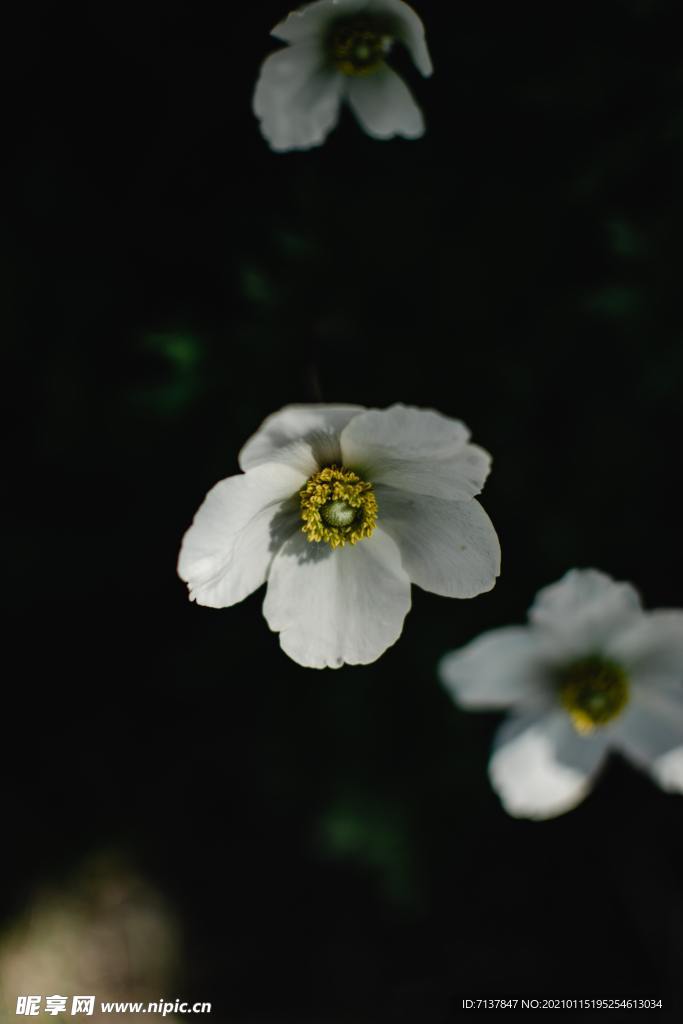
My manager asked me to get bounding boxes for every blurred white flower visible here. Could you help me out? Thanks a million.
[439,569,683,819]
[0,857,181,1024]
[179,404,499,669]
[253,0,433,152]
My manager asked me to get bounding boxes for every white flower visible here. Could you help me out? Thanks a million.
[178,404,500,669]
[439,569,683,819]
[253,0,433,152]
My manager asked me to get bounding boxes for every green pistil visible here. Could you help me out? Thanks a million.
[329,20,393,76]
[558,655,630,734]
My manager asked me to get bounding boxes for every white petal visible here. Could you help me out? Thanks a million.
[177,463,304,608]
[272,0,369,43]
[375,485,500,598]
[652,747,683,793]
[367,0,433,75]
[605,610,683,690]
[490,710,608,820]
[341,404,491,502]
[346,66,424,140]
[439,627,550,710]
[270,0,433,79]
[239,403,365,473]
[529,568,643,660]
[253,42,344,152]
[612,691,683,793]
[263,528,411,668]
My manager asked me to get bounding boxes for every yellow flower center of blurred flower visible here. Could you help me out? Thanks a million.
[329,20,394,76]
[300,466,378,549]
[559,656,630,734]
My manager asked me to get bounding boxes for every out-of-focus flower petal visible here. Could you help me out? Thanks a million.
[367,0,433,75]
[651,747,683,793]
[439,627,549,709]
[612,690,683,793]
[272,0,368,43]
[263,528,411,668]
[258,0,431,149]
[253,43,344,151]
[529,568,643,660]
[606,610,683,690]
[442,567,683,812]
[346,66,424,139]
[490,710,608,819]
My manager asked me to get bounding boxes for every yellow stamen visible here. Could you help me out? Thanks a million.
[559,656,630,734]
[329,22,393,77]
[300,466,378,549]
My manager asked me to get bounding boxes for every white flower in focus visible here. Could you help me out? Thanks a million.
[439,569,683,819]
[178,404,500,669]
[253,0,433,151]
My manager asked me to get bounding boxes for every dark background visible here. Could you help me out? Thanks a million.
[4,0,683,1020]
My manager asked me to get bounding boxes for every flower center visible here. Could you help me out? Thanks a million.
[300,466,378,549]
[329,20,394,76]
[558,656,630,734]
